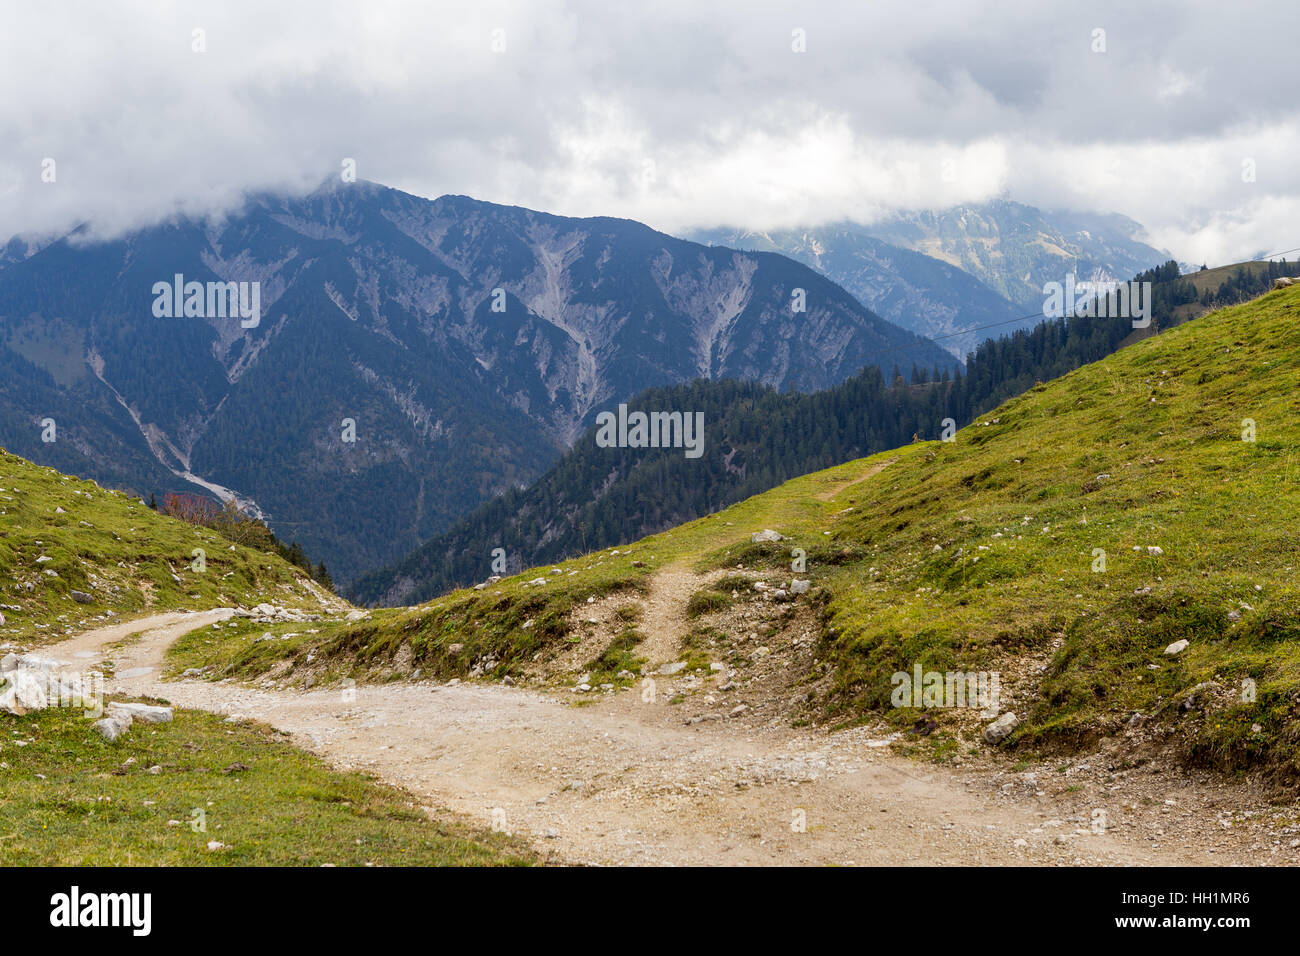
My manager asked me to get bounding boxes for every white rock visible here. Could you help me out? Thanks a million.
[750,529,783,543]
[659,661,687,676]
[983,712,1020,744]
[93,717,129,741]
[789,579,811,595]
[17,654,64,672]
[0,670,48,714]
[108,701,174,724]
[1164,639,1188,656]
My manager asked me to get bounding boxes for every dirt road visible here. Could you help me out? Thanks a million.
[45,608,1288,866]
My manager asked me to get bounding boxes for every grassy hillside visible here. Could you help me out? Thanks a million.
[167,283,1300,778]
[0,448,339,645]
[0,451,540,866]
[811,281,1300,774]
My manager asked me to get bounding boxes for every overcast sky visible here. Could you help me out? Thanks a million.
[2,0,1297,266]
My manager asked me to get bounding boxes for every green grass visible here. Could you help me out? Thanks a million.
[0,449,331,645]
[585,628,647,686]
[0,706,537,865]
[686,589,731,618]
[815,285,1300,775]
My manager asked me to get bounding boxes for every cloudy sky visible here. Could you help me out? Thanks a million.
[1,0,1297,266]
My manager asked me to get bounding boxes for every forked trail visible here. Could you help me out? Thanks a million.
[49,605,1270,867]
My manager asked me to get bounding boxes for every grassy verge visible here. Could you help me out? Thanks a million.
[0,706,538,866]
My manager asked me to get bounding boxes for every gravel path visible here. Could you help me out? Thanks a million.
[43,607,1291,866]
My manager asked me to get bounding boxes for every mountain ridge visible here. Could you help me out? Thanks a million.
[0,181,955,584]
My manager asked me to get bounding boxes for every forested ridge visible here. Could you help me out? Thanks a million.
[353,258,1299,607]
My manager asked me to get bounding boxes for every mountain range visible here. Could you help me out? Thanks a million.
[694,200,1171,357]
[0,180,955,584]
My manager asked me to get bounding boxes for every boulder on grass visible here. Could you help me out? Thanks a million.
[94,717,130,741]
[0,671,49,715]
[983,711,1020,745]
[108,702,174,724]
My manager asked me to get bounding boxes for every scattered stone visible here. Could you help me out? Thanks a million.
[447,643,464,654]
[750,529,783,543]
[728,704,749,718]
[659,661,687,676]
[789,579,811,595]
[93,717,129,741]
[983,712,1020,745]
[108,702,174,724]
[70,590,93,604]
[684,714,719,725]
[1164,639,1189,656]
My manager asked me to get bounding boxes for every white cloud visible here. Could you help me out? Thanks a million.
[1,0,1297,266]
